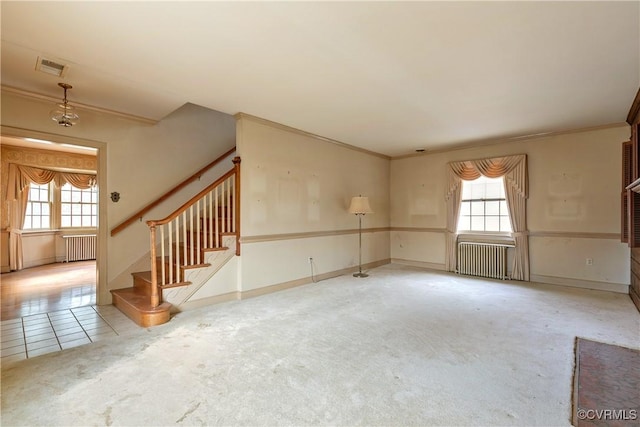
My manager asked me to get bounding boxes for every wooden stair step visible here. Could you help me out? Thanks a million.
[111,287,171,327]
[132,271,154,295]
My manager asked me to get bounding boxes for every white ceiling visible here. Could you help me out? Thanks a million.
[1,135,97,156]
[1,1,638,157]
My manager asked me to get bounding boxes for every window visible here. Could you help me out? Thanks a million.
[24,183,51,230]
[458,175,512,232]
[22,181,97,230]
[61,183,98,227]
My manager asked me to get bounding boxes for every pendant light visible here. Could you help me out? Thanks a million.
[50,82,79,127]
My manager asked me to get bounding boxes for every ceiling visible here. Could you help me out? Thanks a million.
[1,1,638,157]
[1,136,97,156]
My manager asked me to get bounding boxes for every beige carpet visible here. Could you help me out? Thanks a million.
[2,264,639,426]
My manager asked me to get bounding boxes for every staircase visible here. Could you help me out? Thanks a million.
[111,157,241,327]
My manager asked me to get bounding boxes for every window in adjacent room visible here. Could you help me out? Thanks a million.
[457,175,512,232]
[60,183,98,227]
[24,183,51,230]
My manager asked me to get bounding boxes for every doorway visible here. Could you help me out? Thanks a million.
[0,132,104,321]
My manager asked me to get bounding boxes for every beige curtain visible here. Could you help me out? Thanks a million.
[59,172,96,189]
[5,163,96,271]
[445,169,462,272]
[446,155,529,281]
[6,164,31,271]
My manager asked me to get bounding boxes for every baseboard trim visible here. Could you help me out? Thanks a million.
[391,258,447,271]
[169,259,392,311]
[241,259,391,299]
[22,257,57,269]
[173,291,239,313]
[530,274,629,294]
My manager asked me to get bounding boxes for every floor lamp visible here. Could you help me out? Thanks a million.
[349,195,373,278]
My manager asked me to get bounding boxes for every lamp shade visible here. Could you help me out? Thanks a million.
[348,196,373,214]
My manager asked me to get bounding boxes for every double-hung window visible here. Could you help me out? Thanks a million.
[457,175,511,233]
[24,183,51,230]
[22,181,97,230]
[61,183,98,228]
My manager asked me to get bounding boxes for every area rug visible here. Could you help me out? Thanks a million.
[573,338,640,427]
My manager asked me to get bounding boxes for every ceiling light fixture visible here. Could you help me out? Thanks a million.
[50,83,79,127]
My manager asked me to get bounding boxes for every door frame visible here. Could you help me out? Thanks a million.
[1,125,108,305]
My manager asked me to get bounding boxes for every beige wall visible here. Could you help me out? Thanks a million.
[236,115,390,292]
[390,125,630,291]
[2,86,630,306]
[2,90,236,303]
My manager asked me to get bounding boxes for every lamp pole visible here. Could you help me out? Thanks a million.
[349,195,372,278]
[354,213,368,278]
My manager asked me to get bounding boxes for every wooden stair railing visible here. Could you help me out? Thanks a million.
[110,146,236,237]
[146,157,241,309]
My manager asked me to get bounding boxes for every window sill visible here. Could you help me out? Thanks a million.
[457,232,515,246]
[21,229,59,236]
[21,228,97,236]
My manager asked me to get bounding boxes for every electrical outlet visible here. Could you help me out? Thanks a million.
[586,258,593,266]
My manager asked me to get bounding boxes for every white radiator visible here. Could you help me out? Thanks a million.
[457,242,509,280]
[63,235,97,262]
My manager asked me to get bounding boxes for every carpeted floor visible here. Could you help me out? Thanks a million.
[573,338,640,427]
[1,265,639,426]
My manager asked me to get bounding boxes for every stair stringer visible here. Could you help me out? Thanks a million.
[162,235,237,308]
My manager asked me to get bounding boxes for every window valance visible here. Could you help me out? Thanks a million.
[446,154,527,201]
[6,164,97,201]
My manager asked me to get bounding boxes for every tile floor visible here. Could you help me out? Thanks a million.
[1,304,139,364]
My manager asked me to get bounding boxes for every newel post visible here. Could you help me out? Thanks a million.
[233,156,241,256]
[148,222,160,307]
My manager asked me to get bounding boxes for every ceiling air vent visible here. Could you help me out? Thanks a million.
[35,56,68,77]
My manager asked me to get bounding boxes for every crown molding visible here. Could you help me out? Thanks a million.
[1,85,158,125]
[235,112,391,160]
[391,122,629,160]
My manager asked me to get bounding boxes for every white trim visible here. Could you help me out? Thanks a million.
[2,85,157,125]
[391,259,446,271]
[529,231,619,240]
[390,227,447,234]
[235,113,390,160]
[242,227,390,243]
[456,233,515,245]
[392,122,629,160]
[530,274,629,294]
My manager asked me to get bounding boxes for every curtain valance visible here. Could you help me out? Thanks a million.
[446,154,527,200]
[6,164,96,201]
